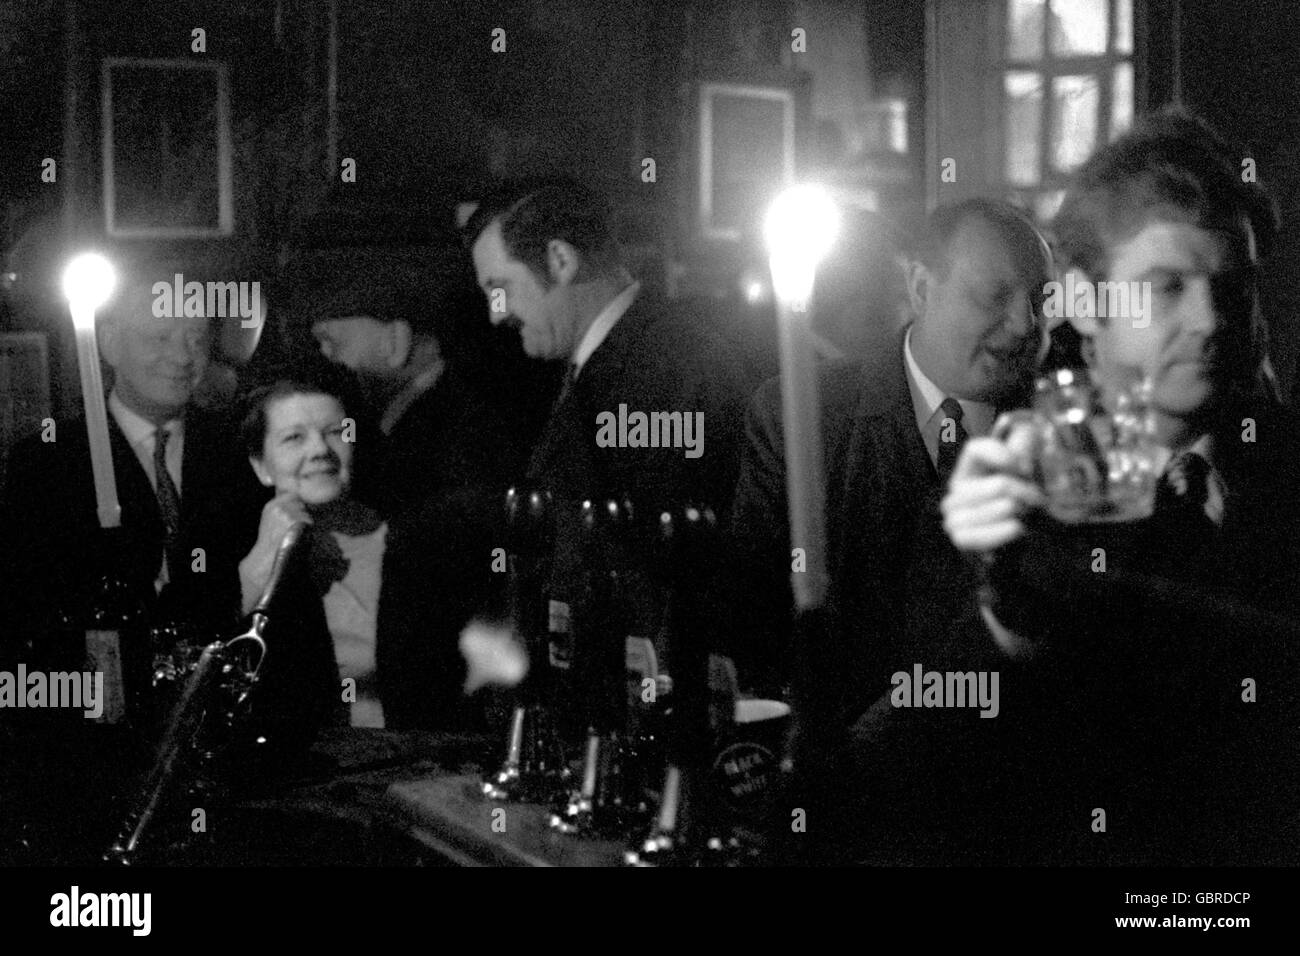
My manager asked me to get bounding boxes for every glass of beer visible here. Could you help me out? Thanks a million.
[993,368,1163,524]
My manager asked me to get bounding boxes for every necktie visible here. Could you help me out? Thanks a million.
[552,362,579,413]
[1156,451,1215,527]
[153,426,182,578]
[935,397,968,484]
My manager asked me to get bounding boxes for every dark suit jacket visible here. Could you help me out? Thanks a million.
[525,293,751,622]
[246,486,502,739]
[1,404,262,657]
[355,367,521,523]
[726,329,1012,706]
[971,400,1300,865]
[729,336,1300,862]
[724,330,1038,863]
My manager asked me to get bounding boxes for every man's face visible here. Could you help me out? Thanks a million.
[102,287,211,422]
[1084,219,1253,427]
[251,392,353,506]
[471,219,574,360]
[913,219,1048,403]
[312,316,398,377]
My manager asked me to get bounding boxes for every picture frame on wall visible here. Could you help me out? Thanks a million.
[101,57,234,238]
[697,81,795,242]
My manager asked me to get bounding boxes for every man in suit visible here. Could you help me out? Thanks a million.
[300,245,520,521]
[2,268,259,651]
[943,111,1300,863]
[462,176,750,687]
[724,199,1052,860]
[0,264,263,863]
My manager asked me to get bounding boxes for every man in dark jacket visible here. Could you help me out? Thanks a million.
[722,199,1053,862]
[2,269,260,649]
[301,245,520,522]
[464,176,750,707]
[943,111,1300,864]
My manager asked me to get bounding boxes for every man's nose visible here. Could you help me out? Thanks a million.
[303,430,330,457]
[161,333,201,366]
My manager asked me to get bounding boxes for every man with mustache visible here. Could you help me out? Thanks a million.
[941,111,1300,863]
[724,199,1051,860]
[464,177,750,634]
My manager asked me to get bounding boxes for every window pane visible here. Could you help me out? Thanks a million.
[1051,74,1099,172]
[1111,62,1134,139]
[1007,0,1046,59]
[1049,0,1108,56]
[1005,72,1043,186]
[1115,0,1134,54]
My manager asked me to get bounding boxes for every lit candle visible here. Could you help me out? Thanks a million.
[763,186,839,611]
[62,253,120,529]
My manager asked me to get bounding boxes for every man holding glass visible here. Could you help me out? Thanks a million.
[940,110,1300,864]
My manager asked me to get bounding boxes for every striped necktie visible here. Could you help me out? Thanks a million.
[1156,450,1217,528]
[935,397,968,484]
[552,362,579,413]
[153,425,183,578]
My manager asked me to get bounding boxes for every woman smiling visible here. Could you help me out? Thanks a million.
[238,368,389,731]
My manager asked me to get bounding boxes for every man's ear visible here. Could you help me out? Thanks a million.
[249,456,273,487]
[546,239,581,286]
[384,320,413,368]
[905,260,932,318]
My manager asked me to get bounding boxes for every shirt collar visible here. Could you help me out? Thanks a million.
[902,327,997,438]
[108,391,181,448]
[571,281,640,376]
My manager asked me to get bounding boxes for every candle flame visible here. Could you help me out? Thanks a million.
[764,186,840,305]
[62,253,117,322]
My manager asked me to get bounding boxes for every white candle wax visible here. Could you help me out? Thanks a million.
[72,304,121,528]
[771,286,828,611]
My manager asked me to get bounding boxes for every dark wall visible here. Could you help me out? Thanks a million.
[1174,0,1300,399]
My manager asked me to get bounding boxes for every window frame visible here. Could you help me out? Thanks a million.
[992,0,1147,218]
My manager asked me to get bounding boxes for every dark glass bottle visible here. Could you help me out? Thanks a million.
[82,528,154,727]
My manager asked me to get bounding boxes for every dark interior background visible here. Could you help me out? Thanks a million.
[2,0,1297,486]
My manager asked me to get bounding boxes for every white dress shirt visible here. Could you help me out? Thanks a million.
[108,391,183,589]
[323,524,389,728]
[571,280,641,377]
[902,328,997,468]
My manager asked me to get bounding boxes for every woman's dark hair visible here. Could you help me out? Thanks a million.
[239,363,357,460]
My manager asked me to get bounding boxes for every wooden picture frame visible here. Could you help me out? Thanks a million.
[101,57,234,237]
[697,81,795,241]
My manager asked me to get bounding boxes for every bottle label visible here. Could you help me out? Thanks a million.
[625,636,657,680]
[85,630,126,724]
[548,600,573,669]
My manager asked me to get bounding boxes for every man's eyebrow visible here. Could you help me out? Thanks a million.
[1137,265,1198,281]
